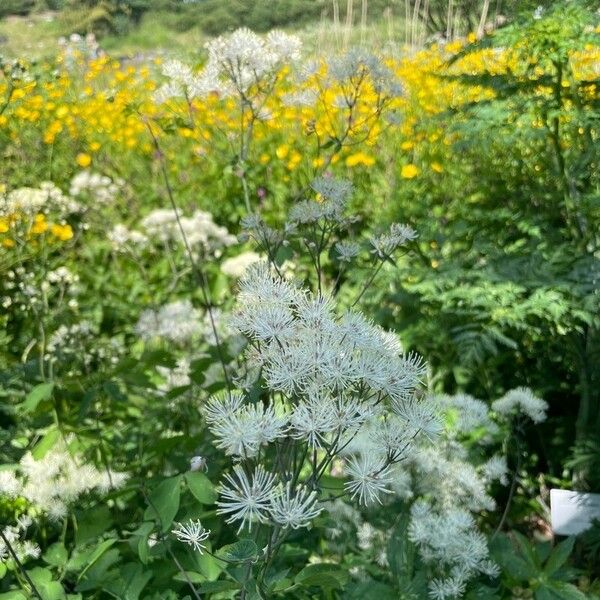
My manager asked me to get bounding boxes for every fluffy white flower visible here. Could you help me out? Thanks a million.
[217,465,277,532]
[135,300,203,344]
[108,224,147,251]
[481,455,509,485]
[140,208,235,253]
[10,436,127,518]
[0,470,21,498]
[344,455,392,505]
[221,251,261,278]
[69,170,123,205]
[492,387,548,423]
[172,520,210,553]
[269,483,322,529]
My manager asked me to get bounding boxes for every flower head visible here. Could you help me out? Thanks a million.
[172,520,210,553]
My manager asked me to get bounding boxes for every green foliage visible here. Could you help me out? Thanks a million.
[378,0,600,491]
[490,533,587,599]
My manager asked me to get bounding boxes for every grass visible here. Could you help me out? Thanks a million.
[0,7,409,62]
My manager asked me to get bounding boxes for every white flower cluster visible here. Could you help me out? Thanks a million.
[153,58,222,104]
[326,48,403,98]
[108,208,235,255]
[216,465,322,533]
[46,321,123,375]
[205,28,302,93]
[69,170,124,205]
[220,251,261,278]
[409,502,500,600]
[0,438,127,520]
[46,266,79,287]
[343,389,517,598]
[200,260,438,536]
[0,517,40,565]
[135,300,203,344]
[435,393,500,438]
[492,387,548,423]
[154,28,301,104]
[140,208,236,254]
[1,181,81,217]
[370,222,418,258]
[107,223,148,251]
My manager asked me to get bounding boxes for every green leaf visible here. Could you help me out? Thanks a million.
[102,563,152,600]
[489,534,538,581]
[294,563,348,592]
[386,512,416,585]
[173,571,205,584]
[43,543,68,567]
[185,471,217,505]
[198,580,240,594]
[0,593,27,600]
[22,382,54,412]
[535,581,588,600]
[144,475,182,532]
[28,568,66,600]
[75,505,113,545]
[344,580,396,599]
[132,522,155,565]
[31,428,60,460]
[543,537,575,576]
[217,539,258,562]
[194,549,224,581]
[71,539,117,581]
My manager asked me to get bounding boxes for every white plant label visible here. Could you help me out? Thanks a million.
[550,488,600,536]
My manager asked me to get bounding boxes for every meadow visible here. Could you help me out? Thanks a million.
[1,2,599,599]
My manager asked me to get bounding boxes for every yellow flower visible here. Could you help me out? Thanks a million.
[401,164,419,179]
[259,153,270,165]
[276,144,289,159]
[31,214,48,234]
[50,223,73,241]
[2,238,15,248]
[76,153,92,168]
[345,152,375,167]
[401,140,414,150]
[431,162,444,173]
[0,218,9,233]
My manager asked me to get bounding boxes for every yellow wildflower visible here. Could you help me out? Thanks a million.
[401,164,419,179]
[31,214,48,234]
[346,152,375,167]
[76,153,92,168]
[51,223,73,241]
[276,144,290,159]
[431,162,444,173]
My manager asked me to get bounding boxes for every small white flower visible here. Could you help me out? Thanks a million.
[344,455,392,505]
[217,465,276,532]
[268,483,322,529]
[172,520,210,553]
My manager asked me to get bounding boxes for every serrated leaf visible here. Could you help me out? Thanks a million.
[544,537,575,576]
